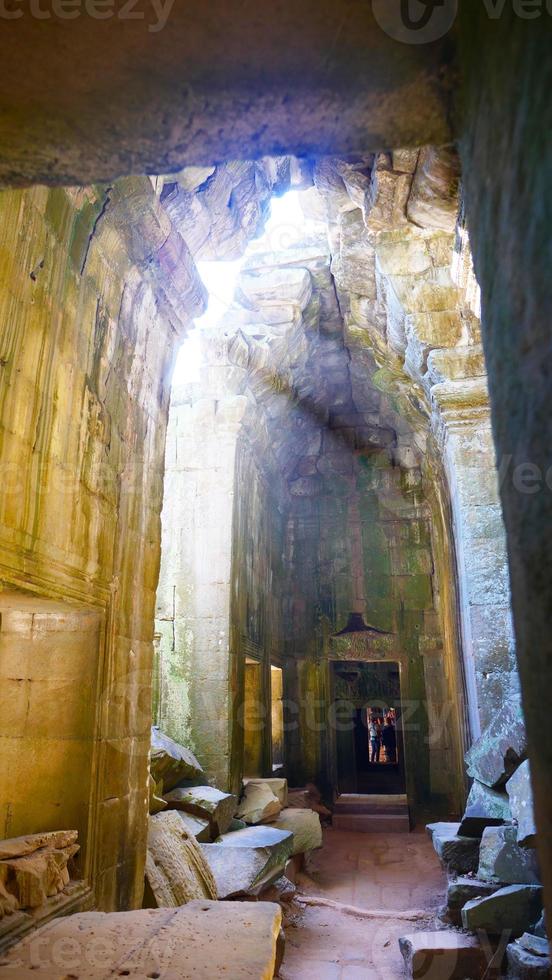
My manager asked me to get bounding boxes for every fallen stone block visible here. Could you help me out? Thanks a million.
[236,781,282,825]
[517,933,550,957]
[0,832,79,910]
[202,825,293,898]
[459,780,511,837]
[478,825,540,885]
[0,902,283,978]
[506,938,550,978]
[145,811,218,907]
[427,822,480,874]
[268,807,322,855]
[507,760,537,848]
[465,701,527,789]
[172,809,212,842]
[446,876,500,926]
[462,884,543,937]
[399,930,488,979]
[150,726,204,791]
[244,777,288,807]
[288,784,332,818]
[164,785,237,836]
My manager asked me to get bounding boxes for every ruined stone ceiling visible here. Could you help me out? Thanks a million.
[161,147,485,506]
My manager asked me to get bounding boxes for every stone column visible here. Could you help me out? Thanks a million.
[431,383,516,737]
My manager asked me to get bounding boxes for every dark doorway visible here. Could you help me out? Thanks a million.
[332,660,406,796]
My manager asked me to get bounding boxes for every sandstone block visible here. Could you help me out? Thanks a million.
[459,780,511,837]
[148,774,167,815]
[465,702,527,789]
[0,902,283,977]
[244,777,288,807]
[145,811,217,907]
[427,822,480,875]
[507,760,537,848]
[478,826,540,885]
[150,727,204,791]
[506,939,550,979]
[268,808,322,856]
[202,825,293,898]
[0,832,79,911]
[164,785,237,836]
[462,884,543,937]
[399,930,488,979]
[446,876,499,926]
[236,781,282,825]
[172,810,211,843]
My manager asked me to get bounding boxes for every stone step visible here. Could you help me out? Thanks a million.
[333,813,411,833]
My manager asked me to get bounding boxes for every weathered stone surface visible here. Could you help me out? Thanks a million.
[0,902,283,977]
[236,782,283,825]
[507,761,537,848]
[172,810,212,843]
[164,786,237,836]
[244,777,288,807]
[268,808,322,856]
[506,940,551,979]
[478,826,540,885]
[202,825,293,898]
[150,727,204,791]
[465,701,527,789]
[0,832,79,912]
[399,931,488,980]
[427,823,480,875]
[446,876,499,926]
[462,884,543,937]
[459,780,511,837]
[145,811,217,907]
[517,933,550,957]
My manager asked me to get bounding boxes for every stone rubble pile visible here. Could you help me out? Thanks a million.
[145,727,323,938]
[402,703,550,979]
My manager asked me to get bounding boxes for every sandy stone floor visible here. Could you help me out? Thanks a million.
[279,827,446,979]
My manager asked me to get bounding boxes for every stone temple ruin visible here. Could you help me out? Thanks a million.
[0,6,552,979]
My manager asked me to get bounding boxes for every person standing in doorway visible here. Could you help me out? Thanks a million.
[369,714,381,763]
[382,715,397,763]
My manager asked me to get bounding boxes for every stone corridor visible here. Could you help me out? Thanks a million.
[0,8,552,980]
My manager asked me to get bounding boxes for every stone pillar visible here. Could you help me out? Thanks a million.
[432,387,516,737]
[155,340,247,791]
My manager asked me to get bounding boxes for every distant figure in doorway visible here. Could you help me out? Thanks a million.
[382,716,397,763]
[369,717,381,763]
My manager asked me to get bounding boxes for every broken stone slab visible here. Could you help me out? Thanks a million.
[244,777,288,807]
[145,811,218,907]
[478,825,540,885]
[164,785,237,836]
[517,933,550,957]
[202,825,293,898]
[268,808,322,856]
[427,822,480,875]
[458,780,512,837]
[150,726,204,791]
[462,884,543,937]
[172,809,212,843]
[0,831,78,861]
[507,760,537,848]
[399,931,488,980]
[506,940,550,979]
[0,833,79,911]
[236,781,282,825]
[446,876,500,926]
[0,902,283,978]
[465,701,527,789]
